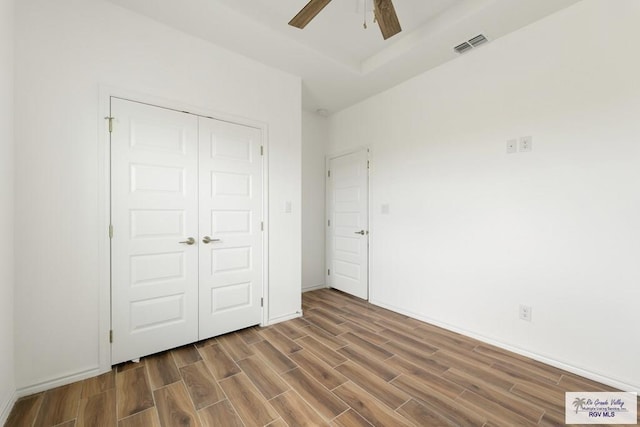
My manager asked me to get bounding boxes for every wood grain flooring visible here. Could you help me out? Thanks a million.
[6,288,636,426]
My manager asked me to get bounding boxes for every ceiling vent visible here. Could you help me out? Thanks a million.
[454,34,489,54]
[454,42,473,55]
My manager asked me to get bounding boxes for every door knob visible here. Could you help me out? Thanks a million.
[354,230,366,235]
[179,237,196,245]
[202,236,221,244]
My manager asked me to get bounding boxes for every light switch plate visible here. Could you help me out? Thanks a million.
[507,139,517,154]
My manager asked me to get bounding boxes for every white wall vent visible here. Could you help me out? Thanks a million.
[454,34,489,54]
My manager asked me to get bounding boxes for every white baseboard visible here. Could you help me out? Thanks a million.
[369,298,639,393]
[265,311,303,326]
[0,390,18,426]
[302,284,327,293]
[15,366,107,399]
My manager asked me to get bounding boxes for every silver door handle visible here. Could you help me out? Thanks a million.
[202,236,221,244]
[354,230,366,235]
[179,237,196,245]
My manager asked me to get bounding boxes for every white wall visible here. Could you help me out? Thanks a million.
[302,111,328,291]
[14,0,301,392]
[329,0,640,391]
[0,0,15,420]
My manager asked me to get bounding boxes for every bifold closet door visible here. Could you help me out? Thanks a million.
[111,98,199,364]
[198,117,263,339]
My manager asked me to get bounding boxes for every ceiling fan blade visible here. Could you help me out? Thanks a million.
[289,0,333,29]
[374,0,402,40]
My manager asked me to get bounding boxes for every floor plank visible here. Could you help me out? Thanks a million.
[289,350,349,390]
[332,381,413,427]
[153,382,200,427]
[297,335,347,367]
[217,332,254,361]
[118,408,161,427]
[82,371,115,398]
[236,355,290,400]
[339,332,393,361]
[331,409,374,427]
[218,373,279,426]
[397,399,458,427]
[269,390,329,426]
[198,343,240,380]
[34,382,83,427]
[280,368,348,419]
[145,351,181,390]
[338,345,400,382]
[443,368,544,423]
[237,326,264,345]
[197,400,244,427]
[302,324,348,350]
[252,340,298,374]
[179,360,225,410]
[259,328,303,355]
[335,361,410,410]
[77,388,116,427]
[116,366,154,419]
[171,345,202,368]
[5,393,44,427]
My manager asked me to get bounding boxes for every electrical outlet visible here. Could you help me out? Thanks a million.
[519,305,532,322]
[519,136,533,152]
[506,139,517,154]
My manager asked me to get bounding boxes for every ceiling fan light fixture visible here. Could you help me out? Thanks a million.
[289,0,401,40]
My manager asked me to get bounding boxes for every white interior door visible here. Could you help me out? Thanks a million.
[198,117,263,339]
[327,149,369,299]
[111,98,199,364]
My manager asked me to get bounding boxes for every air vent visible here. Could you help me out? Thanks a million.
[469,34,488,47]
[454,42,473,54]
[454,34,489,54]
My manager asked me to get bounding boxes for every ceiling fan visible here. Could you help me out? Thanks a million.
[288,0,402,40]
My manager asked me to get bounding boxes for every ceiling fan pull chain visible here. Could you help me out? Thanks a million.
[363,0,367,29]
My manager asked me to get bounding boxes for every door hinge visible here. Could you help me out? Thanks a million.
[328,219,331,227]
[105,116,114,133]
[328,170,331,178]
[260,146,264,156]
[108,224,113,239]
[261,221,264,231]
[261,297,264,307]
[367,160,370,169]
[109,330,113,343]
[328,269,331,276]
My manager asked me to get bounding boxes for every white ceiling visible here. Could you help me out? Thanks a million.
[106,0,581,114]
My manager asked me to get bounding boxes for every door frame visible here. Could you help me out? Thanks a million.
[97,86,270,372]
[325,146,371,300]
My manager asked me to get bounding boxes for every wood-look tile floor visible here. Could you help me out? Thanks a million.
[6,289,637,427]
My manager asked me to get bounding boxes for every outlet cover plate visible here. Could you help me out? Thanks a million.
[519,305,532,321]
[519,136,533,152]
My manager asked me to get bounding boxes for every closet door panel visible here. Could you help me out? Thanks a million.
[111,98,199,364]
[198,117,263,339]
